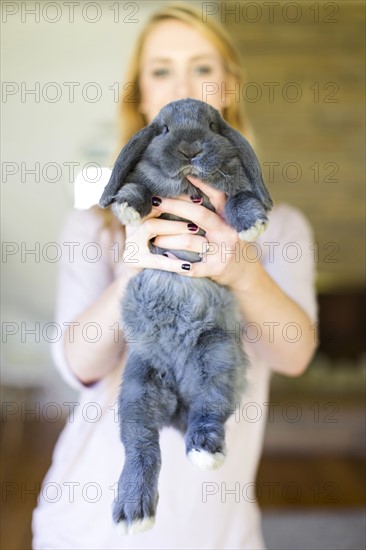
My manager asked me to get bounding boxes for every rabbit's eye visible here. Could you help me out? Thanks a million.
[162,125,169,134]
[210,121,217,132]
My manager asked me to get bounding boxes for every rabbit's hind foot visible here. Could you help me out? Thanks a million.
[114,516,156,536]
[112,471,159,536]
[188,448,226,470]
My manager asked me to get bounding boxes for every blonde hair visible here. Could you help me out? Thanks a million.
[101,1,254,227]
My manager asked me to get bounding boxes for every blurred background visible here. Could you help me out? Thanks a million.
[1,1,365,548]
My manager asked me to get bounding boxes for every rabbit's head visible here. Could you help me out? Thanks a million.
[100,98,272,211]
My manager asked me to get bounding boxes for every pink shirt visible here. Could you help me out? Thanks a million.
[32,188,317,549]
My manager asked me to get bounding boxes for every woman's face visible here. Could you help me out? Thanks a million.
[139,20,231,123]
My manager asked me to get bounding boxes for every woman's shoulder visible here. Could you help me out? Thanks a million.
[261,201,314,243]
[74,166,112,210]
[61,166,114,241]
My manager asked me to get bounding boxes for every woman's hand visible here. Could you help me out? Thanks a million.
[121,192,208,274]
[122,176,253,290]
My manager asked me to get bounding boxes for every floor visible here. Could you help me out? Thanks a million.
[261,509,365,550]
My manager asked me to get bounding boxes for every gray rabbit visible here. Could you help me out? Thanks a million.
[99,98,273,534]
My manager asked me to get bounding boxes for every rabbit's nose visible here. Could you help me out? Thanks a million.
[178,143,203,160]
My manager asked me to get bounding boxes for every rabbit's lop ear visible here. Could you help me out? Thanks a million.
[99,122,160,208]
[218,118,273,211]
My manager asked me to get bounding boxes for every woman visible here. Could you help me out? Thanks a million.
[32,3,318,549]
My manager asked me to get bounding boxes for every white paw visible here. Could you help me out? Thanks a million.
[129,516,155,534]
[114,516,155,535]
[114,521,128,535]
[112,202,141,225]
[239,220,268,242]
[188,449,226,470]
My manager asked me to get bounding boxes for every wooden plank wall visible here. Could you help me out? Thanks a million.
[220,0,364,290]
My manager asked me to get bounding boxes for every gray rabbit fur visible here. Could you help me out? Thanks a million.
[99,98,273,534]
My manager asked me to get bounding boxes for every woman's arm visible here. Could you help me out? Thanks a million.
[52,209,135,388]
[230,260,317,377]
[64,272,130,385]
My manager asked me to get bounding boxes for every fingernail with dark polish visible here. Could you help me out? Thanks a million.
[152,196,162,206]
[181,263,191,271]
[187,223,198,232]
[190,196,202,203]
[162,253,169,257]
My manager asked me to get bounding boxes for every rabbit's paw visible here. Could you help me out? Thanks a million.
[239,219,268,242]
[186,429,226,471]
[112,202,141,225]
[113,488,158,535]
[114,516,156,536]
[188,448,226,470]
